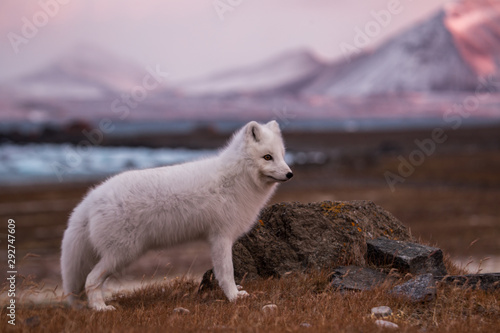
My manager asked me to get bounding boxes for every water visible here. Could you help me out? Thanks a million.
[0,143,216,185]
[0,143,303,185]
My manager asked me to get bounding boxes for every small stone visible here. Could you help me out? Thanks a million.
[199,269,217,292]
[390,274,436,303]
[371,306,392,318]
[173,307,190,315]
[330,266,390,291]
[375,320,399,329]
[24,316,40,328]
[300,322,312,328]
[261,304,278,314]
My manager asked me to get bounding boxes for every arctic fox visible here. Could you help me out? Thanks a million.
[60,120,293,311]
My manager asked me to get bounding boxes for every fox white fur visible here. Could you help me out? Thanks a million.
[60,120,293,311]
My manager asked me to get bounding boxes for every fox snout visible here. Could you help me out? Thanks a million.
[265,168,293,183]
[277,168,293,182]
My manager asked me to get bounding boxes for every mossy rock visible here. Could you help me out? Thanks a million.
[200,201,411,291]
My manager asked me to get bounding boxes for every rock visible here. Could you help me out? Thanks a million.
[24,316,40,328]
[435,273,500,291]
[200,201,411,290]
[390,273,436,303]
[330,266,390,291]
[199,269,217,292]
[371,306,393,318]
[261,304,278,314]
[375,320,399,329]
[172,307,190,315]
[366,237,447,276]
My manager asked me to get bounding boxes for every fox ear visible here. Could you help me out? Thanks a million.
[266,120,280,133]
[246,121,261,143]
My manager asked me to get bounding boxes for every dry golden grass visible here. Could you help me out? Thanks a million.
[1,127,499,331]
[2,269,499,333]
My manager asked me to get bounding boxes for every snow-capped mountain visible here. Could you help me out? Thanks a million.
[444,0,500,78]
[181,50,326,95]
[180,0,499,98]
[304,12,478,96]
[8,44,157,99]
[1,0,498,129]
[305,0,500,96]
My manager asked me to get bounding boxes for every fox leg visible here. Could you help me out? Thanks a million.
[85,255,127,311]
[210,236,249,301]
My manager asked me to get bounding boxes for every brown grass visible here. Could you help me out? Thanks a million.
[1,126,499,331]
[2,270,499,333]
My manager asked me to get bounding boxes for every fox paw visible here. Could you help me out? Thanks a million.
[92,304,116,311]
[237,290,249,298]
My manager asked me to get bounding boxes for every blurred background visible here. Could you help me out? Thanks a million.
[0,0,499,300]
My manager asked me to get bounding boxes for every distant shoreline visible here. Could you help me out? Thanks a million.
[1,118,499,149]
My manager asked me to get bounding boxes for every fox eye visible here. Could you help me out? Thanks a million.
[263,154,273,161]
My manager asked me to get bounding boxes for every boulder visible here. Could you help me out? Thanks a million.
[200,201,411,291]
[366,237,447,276]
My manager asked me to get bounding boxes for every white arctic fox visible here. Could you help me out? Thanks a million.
[60,120,293,311]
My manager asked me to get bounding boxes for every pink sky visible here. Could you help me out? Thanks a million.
[0,0,451,83]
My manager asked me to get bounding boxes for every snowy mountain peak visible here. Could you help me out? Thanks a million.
[444,0,500,76]
[181,49,326,95]
[181,1,500,98]
[54,43,148,92]
[12,44,151,99]
[303,0,500,97]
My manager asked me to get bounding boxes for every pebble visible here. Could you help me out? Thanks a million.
[371,306,393,318]
[24,316,40,328]
[375,320,399,329]
[173,307,190,315]
[261,304,278,314]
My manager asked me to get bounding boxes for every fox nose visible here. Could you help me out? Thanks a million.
[286,172,293,179]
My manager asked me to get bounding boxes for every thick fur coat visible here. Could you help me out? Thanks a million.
[60,120,293,310]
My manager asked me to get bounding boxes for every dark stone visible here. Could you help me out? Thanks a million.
[24,316,41,328]
[330,266,390,291]
[366,237,447,276]
[200,201,411,290]
[435,273,500,291]
[390,273,436,302]
[198,269,217,292]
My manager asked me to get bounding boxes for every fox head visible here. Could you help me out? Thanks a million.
[244,121,293,183]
